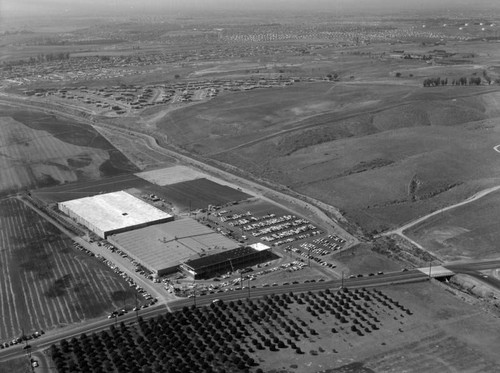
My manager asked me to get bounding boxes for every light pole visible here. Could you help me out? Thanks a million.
[428,261,432,278]
[341,271,344,289]
[247,278,251,299]
[134,292,139,321]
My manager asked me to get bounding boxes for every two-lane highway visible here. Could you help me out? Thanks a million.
[168,269,430,311]
[0,304,167,363]
[0,269,429,364]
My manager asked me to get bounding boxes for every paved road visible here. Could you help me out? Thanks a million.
[4,259,500,365]
[168,269,431,311]
[0,304,167,363]
[0,270,428,364]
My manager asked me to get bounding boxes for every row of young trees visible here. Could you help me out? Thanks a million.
[1,52,71,69]
[50,288,412,372]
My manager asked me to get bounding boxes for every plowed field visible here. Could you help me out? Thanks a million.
[0,198,139,343]
[0,105,137,195]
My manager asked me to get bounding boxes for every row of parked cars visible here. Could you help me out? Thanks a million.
[0,330,44,349]
[107,297,159,319]
[284,246,337,268]
[73,241,95,256]
[99,241,156,281]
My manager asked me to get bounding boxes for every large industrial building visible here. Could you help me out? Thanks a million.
[180,243,274,279]
[107,218,240,276]
[58,191,174,238]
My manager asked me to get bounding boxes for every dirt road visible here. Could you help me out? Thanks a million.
[381,185,500,253]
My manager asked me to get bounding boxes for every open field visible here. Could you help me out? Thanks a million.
[0,198,141,343]
[3,10,500,373]
[404,188,500,261]
[136,165,207,186]
[159,178,251,211]
[48,281,500,373]
[331,244,405,277]
[32,174,150,204]
[156,81,500,233]
[0,105,137,196]
[158,81,413,156]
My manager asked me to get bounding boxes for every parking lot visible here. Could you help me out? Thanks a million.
[207,199,327,247]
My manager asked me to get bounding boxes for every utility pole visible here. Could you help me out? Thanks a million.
[247,278,251,299]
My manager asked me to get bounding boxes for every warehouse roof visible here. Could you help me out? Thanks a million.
[108,219,239,273]
[59,191,172,234]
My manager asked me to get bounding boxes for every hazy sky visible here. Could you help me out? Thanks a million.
[1,0,498,18]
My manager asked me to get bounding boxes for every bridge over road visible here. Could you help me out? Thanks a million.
[417,265,454,278]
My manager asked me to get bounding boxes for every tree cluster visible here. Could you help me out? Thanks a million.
[423,76,485,87]
[49,288,412,373]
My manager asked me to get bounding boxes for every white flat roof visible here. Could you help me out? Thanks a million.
[60,191,173,234]
[249,243,270,252]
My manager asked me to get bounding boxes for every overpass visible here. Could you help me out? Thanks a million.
[417,265,454,278]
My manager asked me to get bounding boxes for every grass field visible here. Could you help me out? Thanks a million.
[404,188,500,261]
[0,105,138,196]
[156,82,500,233]
[0,198,140,343]
[32,174,150,204]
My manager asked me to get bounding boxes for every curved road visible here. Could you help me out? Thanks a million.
[380,185,500,251]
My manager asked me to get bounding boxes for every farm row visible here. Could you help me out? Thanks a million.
[49,287,412,373]
[0,198,141,344]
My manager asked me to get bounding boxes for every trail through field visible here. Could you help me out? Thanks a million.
[381,185,500,255]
